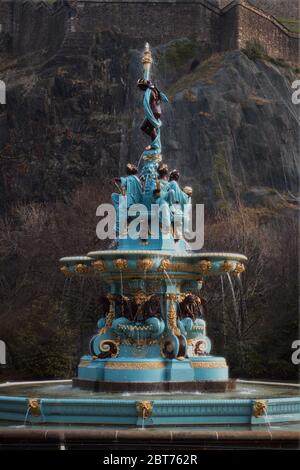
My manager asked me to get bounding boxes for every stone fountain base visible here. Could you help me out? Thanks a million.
[74,355,232,392]
[73,378,236,393]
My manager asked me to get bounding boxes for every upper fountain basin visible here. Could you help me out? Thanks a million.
[59,251,247,280]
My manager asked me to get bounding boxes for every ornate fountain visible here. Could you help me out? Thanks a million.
[60,43,247,393]
[0,44,299,431]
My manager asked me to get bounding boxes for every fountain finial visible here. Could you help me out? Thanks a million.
[142,42,152,80]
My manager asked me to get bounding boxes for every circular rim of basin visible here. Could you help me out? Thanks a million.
[60,251,248,263]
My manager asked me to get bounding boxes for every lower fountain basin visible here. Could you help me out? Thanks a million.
[0,380,299,427]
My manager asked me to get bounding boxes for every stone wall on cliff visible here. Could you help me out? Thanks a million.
[0,1,299,62]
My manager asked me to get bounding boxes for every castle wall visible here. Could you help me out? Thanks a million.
[73,1,221,49]
[0,1,298,63]
[233,1,299,62]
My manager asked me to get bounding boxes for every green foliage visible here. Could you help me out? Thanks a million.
[164,39,197,71]
[167,53,224,97]
[243,40,266,61]
[277,17,300,33]
[7,300,77,379]
[269,57,289,68]
[243,40,295,72]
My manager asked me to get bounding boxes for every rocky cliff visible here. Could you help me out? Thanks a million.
[0,33,299,212]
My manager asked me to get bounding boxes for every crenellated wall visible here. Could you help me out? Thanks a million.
[0,1,299,62]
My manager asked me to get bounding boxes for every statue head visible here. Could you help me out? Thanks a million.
[137,78,151,91]
[126,163,138,175]
[158,163,169,178]
[169,169,180,181]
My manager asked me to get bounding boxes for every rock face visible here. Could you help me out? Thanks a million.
[0,33,299,212]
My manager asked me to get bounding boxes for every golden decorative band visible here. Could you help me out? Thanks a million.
[78,360,91,367]
[105,361,165,370]
[191,361,227,368]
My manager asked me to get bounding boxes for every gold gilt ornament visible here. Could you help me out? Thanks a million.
[99,295,115,334]
[166,293,181,336]
[106,362,164,369]
[99,339,120,358]
[198,260,212,273]
[136,401,153,419]
[234,262,245,274]
[253,399,268,418]
[137,258,154,271]
[134,290,149,305]
[142,42,153,68]
[158,258,171,271]
[93,260,106,272]
[113,258,128,270]
[220,260,233,272]
[60,266,69,276]
[122,338,159,347]
[75,263,89,274]
[27,398,41,416]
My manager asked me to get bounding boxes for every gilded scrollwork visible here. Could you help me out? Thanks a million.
[99,295,115,334]
[97,339,120,359]
[166,293,181,336]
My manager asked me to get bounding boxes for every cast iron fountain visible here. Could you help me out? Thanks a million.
[0,44,299,429]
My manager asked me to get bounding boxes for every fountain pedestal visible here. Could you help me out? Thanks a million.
[60,250,246,392]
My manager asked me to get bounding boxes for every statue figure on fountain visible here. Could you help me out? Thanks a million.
[111,163,143,235]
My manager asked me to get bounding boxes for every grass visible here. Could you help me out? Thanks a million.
[243,40,298,73]
[164,39,197,71]
[276,17,300,33]
[167,53,224,97]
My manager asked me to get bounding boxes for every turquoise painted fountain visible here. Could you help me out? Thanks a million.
[61,42,246,393]
[0,44,299,429]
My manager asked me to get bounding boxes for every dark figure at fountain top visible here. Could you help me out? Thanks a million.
[137,43,168,161]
